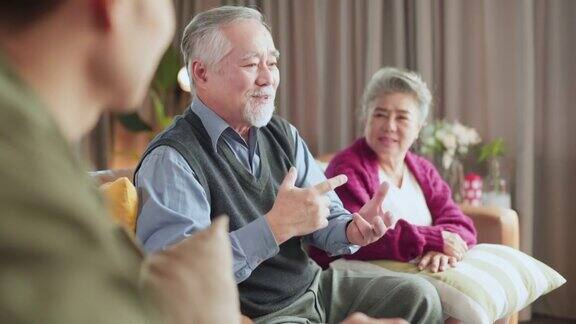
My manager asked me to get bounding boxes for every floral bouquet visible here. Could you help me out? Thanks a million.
[419,120,482,169]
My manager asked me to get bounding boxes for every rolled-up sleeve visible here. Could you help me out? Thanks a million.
[135,146,279,283]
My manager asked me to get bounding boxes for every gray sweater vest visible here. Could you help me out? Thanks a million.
[135,108,318,318]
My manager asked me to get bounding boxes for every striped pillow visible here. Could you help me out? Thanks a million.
[331,244,565,324]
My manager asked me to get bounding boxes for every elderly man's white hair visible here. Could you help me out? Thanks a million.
[361,67,433,126]
[181,6,269,86]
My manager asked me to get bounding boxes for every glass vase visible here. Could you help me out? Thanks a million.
[486,157,505,192]
[444,158,465,203]
[482,156,511,208]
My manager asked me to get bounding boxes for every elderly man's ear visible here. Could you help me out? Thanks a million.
[191,61,209,89]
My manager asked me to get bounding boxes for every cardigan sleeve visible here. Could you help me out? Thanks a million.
[416,158,477,248]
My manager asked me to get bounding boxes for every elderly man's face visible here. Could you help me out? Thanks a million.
[204,19,280,127]
[365,92,422,162]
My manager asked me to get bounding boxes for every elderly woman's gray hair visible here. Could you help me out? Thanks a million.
[361,67,432,125]
[181,6,269,74]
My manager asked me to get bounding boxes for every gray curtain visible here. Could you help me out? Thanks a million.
[167,0,576,318]
[532,0,576,318]
[424,0,576,318]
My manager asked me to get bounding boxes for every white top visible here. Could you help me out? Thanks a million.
[378,164,433,226]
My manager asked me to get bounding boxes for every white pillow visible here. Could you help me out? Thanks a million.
[331,244,566,324]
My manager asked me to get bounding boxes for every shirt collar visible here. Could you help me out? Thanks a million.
[190,97,233,152]
[190,96,257,152]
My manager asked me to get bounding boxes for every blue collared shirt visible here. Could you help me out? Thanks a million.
[135,97,359,283]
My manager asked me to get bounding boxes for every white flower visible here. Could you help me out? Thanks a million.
[442,151,454,169]
[438,131,457,151]
[419,120,482,169]
[423,136,436,146]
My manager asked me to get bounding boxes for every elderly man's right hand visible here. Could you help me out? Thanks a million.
[265,167,348,244]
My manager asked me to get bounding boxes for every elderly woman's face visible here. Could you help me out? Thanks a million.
[364,92,422,161]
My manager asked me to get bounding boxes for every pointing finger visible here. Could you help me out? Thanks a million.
[312,174,348,194]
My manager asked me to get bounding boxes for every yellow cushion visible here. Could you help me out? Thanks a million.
[100,177,138,233]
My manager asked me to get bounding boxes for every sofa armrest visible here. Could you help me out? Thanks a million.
[460,205,521,324]
[460,205,519,249]
[90,168,135,185]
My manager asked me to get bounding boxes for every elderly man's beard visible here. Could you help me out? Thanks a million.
[242,90,276,127]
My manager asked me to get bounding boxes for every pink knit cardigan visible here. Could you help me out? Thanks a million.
[309,138,477,268]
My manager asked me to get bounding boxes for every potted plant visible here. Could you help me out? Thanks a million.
[117,46,181,133]
[109,47,181,167]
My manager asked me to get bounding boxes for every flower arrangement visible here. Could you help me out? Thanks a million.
[419,120,482,169]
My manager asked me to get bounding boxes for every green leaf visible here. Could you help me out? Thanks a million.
[479,138,506,162]
[151,90,172,130]
[153,46,181,93]
[117,112,153,132]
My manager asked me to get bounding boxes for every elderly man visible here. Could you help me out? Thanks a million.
[136,6,442,324]
[0,1,244,323]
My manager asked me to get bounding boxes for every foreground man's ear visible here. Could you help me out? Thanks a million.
[90,0,114,31]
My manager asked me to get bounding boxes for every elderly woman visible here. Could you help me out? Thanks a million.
[310,67,477,273]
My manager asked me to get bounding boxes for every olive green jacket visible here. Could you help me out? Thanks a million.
[0,53,162,323]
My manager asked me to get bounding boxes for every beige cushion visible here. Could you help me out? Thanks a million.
[331,244,566,324]
[100,177,138,233]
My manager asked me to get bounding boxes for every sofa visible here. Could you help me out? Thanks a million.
[92,164,520,324]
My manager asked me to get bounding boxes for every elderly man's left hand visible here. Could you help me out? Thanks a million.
[346,182,391,246]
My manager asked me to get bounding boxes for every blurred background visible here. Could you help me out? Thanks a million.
[81,0,575,321]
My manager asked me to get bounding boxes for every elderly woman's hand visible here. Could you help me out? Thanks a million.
[441,231,468,261]
[417,251,458,273]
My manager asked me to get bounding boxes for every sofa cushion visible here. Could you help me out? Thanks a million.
[100,177,138,233]
[330,244,565,324]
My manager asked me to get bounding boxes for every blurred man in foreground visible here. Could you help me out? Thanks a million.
[0,1,240,323]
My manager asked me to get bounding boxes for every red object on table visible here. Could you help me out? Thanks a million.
[464,172,482,206]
